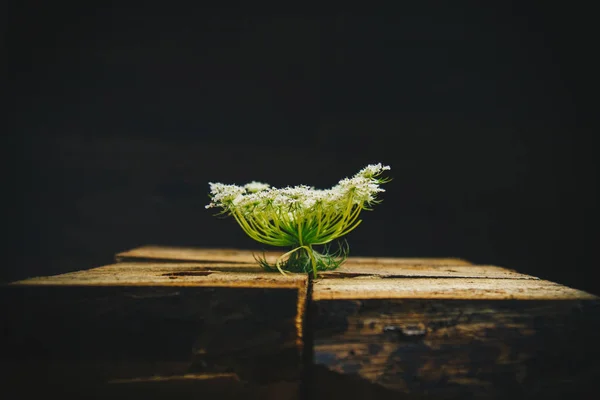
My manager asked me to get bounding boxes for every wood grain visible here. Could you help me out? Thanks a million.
[1,262,308,399]
[115,245,473,267]
[310,277,599,399]
[10,262,306,289]
[115,246,282,264]
[5,247,599,399]
[319,264,538,280]
[313,277,596,300]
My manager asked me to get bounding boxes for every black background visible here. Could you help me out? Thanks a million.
[5,3,598,294]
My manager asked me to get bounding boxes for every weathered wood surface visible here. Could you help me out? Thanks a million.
[319,265,538,280]
[115,246,282,264]
[313,278,596,300]
[4,247,599,399]
[115,245,473,267]
[1,263,308,399]
[11,262,306,289]
[116,246,552,282]
[310,277,600,399]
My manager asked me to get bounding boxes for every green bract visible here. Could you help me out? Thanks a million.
[206,164,391,278]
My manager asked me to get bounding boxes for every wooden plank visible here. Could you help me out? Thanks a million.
[309,277,600,399]
[320,265,538,280]
[15,260,537,283]
[115,245,473,267]
[115,246,282,264]
[9,248,597,399]
[10,262,306,289]
[115,246,542,281]
[344,256,472,266]
[313,278,596,300]
[1,263,308,399]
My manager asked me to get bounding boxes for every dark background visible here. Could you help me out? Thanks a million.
[6,3,598,294]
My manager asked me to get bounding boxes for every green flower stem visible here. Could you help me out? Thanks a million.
[306,244,318,279]
[274,244,319,278]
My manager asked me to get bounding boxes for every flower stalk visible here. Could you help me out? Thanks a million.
[206,163,391,277]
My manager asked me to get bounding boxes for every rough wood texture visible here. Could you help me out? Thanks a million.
[11,262,306,289]
[116,246,545,281]
[115,246,282,264]
[313,277,596,300]
[310,277,600,399]
[319,265,538,280]
[4,248,599,399]
[115,245,473,267]
[1,262,308,399]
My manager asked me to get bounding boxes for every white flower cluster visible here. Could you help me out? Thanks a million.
[206,164,390,217]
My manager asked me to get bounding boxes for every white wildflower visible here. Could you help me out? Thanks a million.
[356,163,391,179]
[244,181,270,193]
[206,164,391,277]
[205,183,246,209]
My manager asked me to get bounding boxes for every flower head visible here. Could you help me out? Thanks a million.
[206,164,391,276]
[244,181,270,193]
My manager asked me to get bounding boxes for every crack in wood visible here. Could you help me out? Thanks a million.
[162,272,214,277]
